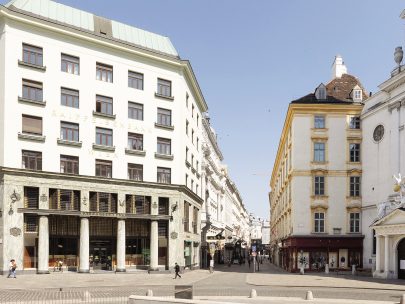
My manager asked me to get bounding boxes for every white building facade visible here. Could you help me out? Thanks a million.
[0,0,207,273]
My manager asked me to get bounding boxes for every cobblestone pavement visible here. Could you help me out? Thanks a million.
[0,262,404,303]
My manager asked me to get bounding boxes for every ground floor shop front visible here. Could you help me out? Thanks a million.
[273,235,364,272]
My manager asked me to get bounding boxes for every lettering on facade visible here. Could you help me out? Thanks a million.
[10,227,21,237]
[80,211,127,218]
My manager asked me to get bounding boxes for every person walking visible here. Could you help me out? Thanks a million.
[173,262,181,279]
[209,258,214,273]
[7,259,17,278]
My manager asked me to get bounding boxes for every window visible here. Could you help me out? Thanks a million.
[126,195,151,214]
[186,147,189,162]
[128,163,143,181]
[61,54,79,75]
[192,104,195,118]
[314,176,325,196]
[314,142,325,162]
[157,137,171,155]
[60,155,79,174]
[157,78,171,97]
[96,62,113,82]
[184,202,189,232]
[349,116,361,129]
[95,159,112,178]
[22,115,42,135]
[157,108,172,126]
[197,114,199,126]
[128,102,143,120]
[350,212,360,233]
[60,121,79,142]
[49,189,80,211]
[157,167,171,184]
[61,88,79,108]
[350,176,361,197]
[24,187,39,208]
[191,179,194,191]
[186,92,189,108]
[349,143,360,162]
[197,138,199,151]
[158,197,169,215]
[128,133,143,150]
[186,120,189,135]
[22,79,43,101]
[96,127,113,146]
[314,116,325,129]
[24,215,38,232]
[22,150,42,170]
[96,95,113,115]
[354,90,362,100]
[193,207,198,233]
[128,71,143,90]
[191,154,194,167]
[185,174,188,186]
[196,161,199,172]
[314,212,325,233]
[90,192,117,213]
[23,43,43,66]
[192,130,194,144]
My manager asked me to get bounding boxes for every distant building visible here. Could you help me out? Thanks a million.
[270,56,367,272]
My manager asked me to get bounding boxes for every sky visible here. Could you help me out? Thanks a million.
[3,0,405,219]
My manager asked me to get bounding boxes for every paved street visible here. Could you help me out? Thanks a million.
[1,262,404,303]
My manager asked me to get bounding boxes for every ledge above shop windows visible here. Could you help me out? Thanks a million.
[155,153,174,160]
[154,123,174,131]
[125,148,146,156]
[18,60,46,71]
[57,139,83,147]
[92,143,115,152]
[18,132,46,142]
[154,93,174,101]
[18,97,46,107]
[92,111,116,120]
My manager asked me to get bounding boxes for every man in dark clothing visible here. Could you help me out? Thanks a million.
[174,263,181,279]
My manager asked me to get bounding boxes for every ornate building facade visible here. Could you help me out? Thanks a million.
[270,56,367,272]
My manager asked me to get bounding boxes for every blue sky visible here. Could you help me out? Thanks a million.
[3,0,405,219]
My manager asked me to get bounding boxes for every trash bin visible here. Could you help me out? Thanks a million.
[175,285,193,299]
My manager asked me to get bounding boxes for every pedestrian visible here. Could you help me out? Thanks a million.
[173,262,181,279]
[209,258,214,273]
[7,259,17,278]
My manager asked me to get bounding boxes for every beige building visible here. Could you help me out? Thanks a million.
[270,56,368,272]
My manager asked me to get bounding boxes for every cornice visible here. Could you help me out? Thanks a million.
[202,119,223,160]
[379,69,405,94]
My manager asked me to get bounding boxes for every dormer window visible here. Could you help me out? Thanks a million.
[354,90,362,101]
[315,83,327,100]
[351,85,363,102]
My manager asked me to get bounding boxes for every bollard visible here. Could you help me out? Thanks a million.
[146,290,153,297]
[400,294,405,304]
[325,264,329,274]
[249,289,257,298]
[305,290,314,300]
[352,264,356,275]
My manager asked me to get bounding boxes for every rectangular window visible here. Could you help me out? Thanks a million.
[314,115,325,129]
[157,137,171,155]
[197,138,199,151]
[23,43,43,66]
[128,133,143,151]
[157,78,171,97]
[22,79,43,101]
[184,201,189,232]
[186,120,189,135]
[22,150,42,170]
[60,121,79,141]
[349,116,361,129]
[61,88,79,108]
[314,212,325,233]
[128,102,143,120]
[158,197,169,215]
[128,163,143,181]
[157,167,171,184]
[197,114,199,126]
[60,155,79,174]
[22,115,42,135]
[350,212,360,233]
[61,54,79,75]
[95,159,112,178]
[96,95,113,115]
[49,189,80,211]
[125,195,151,214]
[96,62,113,83]
[314,142,325,162]
[350,176,361,197]
[314,176,325,196]
[349,143,360,162]
[354,90,362,100]
[193,207,198,234]
[90,192,117,213]
[128,71,143,90]
[192,130,194,144]
[24,187,39,209]
[24,215,38,232]
[157,108,172,126]
[96,127,113,146]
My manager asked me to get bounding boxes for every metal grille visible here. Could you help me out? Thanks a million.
[24,215,38,232]
[49,189,80,211]
[90,192,117,213]
[24,187,39,208]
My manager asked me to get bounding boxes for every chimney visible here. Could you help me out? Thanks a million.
[332,55,347,79]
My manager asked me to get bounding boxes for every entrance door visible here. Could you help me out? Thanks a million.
[398,238,405,279]
[90,240,112,271]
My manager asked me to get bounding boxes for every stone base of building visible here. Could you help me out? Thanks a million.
[373,270,395,279]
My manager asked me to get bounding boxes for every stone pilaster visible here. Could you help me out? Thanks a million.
[384,235,390,274]
[150,220,158,270]
[37,215,49,274]
[116,219,126,272]
[375,235,382,272]
[79,217,90,273]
